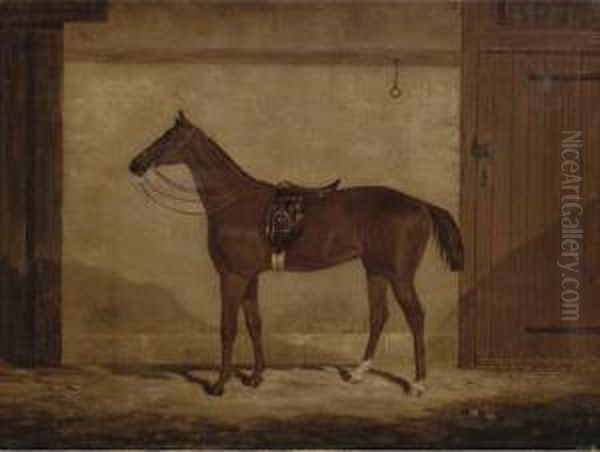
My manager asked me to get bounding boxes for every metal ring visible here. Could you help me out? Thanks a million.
[389,86,402,99]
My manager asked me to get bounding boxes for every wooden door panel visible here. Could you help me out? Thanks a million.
[474,51,600,363]
[581,55,600,357]
[489,51,514,358]
[521,53,549,359]
[474,51,497,359]
[531,53,582,359]
[501,53,533,358]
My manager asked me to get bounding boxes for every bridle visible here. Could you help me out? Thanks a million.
[132,126,270,216]
[135,168,270,217]
[137,174,204,216]
[153,167,197,194]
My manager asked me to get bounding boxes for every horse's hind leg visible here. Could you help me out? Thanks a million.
[241,277,265,388]
[390,278,426,396]
[348,273,389,383]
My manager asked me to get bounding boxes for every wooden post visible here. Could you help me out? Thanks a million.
[0,1,106,367]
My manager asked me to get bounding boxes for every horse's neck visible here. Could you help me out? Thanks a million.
[186,135,267,212]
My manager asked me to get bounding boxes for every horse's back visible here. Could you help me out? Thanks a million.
[336,187,433,273]
[338,186,430,220]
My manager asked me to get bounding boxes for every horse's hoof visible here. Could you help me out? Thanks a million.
[347,372,365,384]
[345,361,371,384]
[241,373,263,388]
[207,382,225,396]
[339,368,353,382]
[408,381,426,398]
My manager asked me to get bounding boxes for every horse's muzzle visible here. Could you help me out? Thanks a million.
[128,159,147,177]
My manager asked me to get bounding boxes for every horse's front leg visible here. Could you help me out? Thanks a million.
[209,273,250,396]
[241,277,266,388]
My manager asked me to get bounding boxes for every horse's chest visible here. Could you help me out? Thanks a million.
[209,224,268,273]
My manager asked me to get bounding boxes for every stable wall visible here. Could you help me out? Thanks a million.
[62,1,461,367]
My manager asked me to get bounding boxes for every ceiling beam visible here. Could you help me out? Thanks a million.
[0,0,107,27]
[66,47,460,66]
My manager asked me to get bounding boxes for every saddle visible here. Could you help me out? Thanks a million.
[276,179,340,197]
[265,179,340,254]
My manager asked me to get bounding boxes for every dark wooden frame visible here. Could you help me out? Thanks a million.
[459,1,600,369]
[0,1,107,367]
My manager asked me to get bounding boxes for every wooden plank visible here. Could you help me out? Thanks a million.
[538,53,554,358]
[477,355,600,369]
[561,53,584,360]
[0,29,63,366]
[3,31,32,365]
[542,53,580,359]
[0,37,7,360]
[172,0,454,4]
[488,52,513,359]
[539,53,555,352]
[527,325,600,335]
[480,30,600,53]
[64,48,461,67]
[581,53,600,358]
[29,29,64,366]
[506,53,533,359]
[523,53,547,359]
[474,51,496,360]
[0,1,107,27]
[459,2,485,368]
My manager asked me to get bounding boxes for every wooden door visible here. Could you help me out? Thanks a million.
[467,50,600,365]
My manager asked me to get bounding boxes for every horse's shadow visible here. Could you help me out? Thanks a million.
[178,368,261,395]
[179,365,412,396]
[334,365,412,393]
[179,370,215,394]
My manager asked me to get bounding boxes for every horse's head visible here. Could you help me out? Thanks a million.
[129,110,197,177]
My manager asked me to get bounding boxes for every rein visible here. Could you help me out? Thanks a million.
[137,179,205,216]
[143,171,199,203]
[135,169,269,217]
[154,167,198,193]
[133,126,270,217]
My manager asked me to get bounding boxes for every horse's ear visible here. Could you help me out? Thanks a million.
[177,110,187,123]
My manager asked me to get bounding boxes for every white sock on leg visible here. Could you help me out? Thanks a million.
[349,359,372,382]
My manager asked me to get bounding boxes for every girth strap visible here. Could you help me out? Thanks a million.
[271,251,286,271]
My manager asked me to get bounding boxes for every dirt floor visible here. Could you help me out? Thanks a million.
[0,360,599,449]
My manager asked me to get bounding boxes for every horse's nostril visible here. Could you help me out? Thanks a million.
[129,160,140,175]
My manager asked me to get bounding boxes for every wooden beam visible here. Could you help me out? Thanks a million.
[479,29,600,53]
[458,1,484,370]
[0,1,107,27]
[191,0,462,3]
[0,1,106,367]
[1,31,32,365]
[0,33,8,361]
[30,29,64,366]
[65,48,460,66]
[0,29,63,366]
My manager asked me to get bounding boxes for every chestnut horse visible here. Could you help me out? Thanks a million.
[129,111,463,396]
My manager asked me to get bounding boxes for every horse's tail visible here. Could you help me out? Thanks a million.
[427,205,464,272]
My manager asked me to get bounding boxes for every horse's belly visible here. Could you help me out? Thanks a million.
[284,224,361,272]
